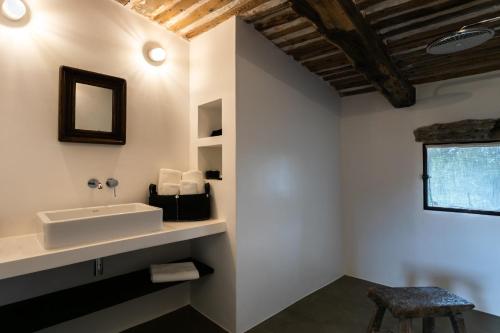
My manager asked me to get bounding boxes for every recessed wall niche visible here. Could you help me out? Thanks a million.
[197,98,223,180]
[198,146,222,180]
[198,99,222,139]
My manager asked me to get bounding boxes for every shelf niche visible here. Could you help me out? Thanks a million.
[198,99,222,139]
[198,146,222,180]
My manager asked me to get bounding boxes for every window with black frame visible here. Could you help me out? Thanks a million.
[423,142,500,216]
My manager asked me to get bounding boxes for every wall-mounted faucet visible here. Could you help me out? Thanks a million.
[106,178,119,197]
[88,178,103,190]
[88,178,118,196]
[106,178,119,188]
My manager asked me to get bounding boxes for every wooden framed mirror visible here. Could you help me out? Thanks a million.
[59,66,127,145]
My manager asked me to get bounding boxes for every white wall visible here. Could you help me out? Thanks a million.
[236,20,344,332]
[189,18,237,332]
[0,0,190,237]
[0,0,192,329]
[341,71,500,316]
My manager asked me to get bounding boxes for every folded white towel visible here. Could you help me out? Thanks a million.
[182,170,203,182]
[180,180,198,195]
[150,262,200,283]
[159,169,182,186]
[182,170,205,193]
[158,183,180,196]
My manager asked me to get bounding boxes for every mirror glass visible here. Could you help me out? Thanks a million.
[75,83,113,132]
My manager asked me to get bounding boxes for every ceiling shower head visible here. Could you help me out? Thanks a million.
[426,28,495,55]
[426,16,499,55]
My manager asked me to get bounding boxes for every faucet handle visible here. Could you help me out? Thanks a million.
[88,178,102,189]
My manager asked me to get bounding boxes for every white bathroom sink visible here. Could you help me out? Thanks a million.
[37,203,163,249]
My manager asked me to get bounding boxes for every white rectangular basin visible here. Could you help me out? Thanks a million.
[37,203,163,249]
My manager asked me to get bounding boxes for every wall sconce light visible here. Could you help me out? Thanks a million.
[148,47,166,64]
[1,0,27,21]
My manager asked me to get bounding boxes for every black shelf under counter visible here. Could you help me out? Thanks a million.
[0,258,213,333]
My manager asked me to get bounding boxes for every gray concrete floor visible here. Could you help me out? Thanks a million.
[125,276,500,332]
[249,276,500,333]
[123,305,226,333]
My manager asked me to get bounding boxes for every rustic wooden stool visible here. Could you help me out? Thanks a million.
[367,286,475,333]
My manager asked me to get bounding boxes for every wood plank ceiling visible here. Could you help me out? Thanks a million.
[115,0,500,107]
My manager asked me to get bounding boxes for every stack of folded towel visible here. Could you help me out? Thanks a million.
[150,262,200,283]
[158,169,182,195]
[181,170,204,194]
[158,169,205,196]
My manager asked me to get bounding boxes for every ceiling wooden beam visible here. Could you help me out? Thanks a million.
[407,57,500,81]
[169,0,234,32]
[291,0,416,107]
[303,54,351,72]
[372,0,472,31]
[396,37,500,69]
[154,0,199,24]
[386,9,500,52]
[184,0,270,39]
[286,39,336,53]
[265,21,312,39]
[410,63,500,85]
[366,0,441,23]
[128,0,177,17]
[244,1,292,23]
[356,0,388,11]
[381,1,498,38]
[254,11,301,31]
[339,86,377,96]
[276,31,321,48]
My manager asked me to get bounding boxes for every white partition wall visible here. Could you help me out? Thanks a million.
[234,20,344,332]
[189,18,344,333]
[189,18,237,332]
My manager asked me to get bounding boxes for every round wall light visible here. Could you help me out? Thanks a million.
[148,47,166,64]
[1,0,27,21]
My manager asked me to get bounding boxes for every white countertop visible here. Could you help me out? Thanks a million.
[0,219,226,280]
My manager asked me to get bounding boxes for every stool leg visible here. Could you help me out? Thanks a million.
[399,319,413,333]
[449,313,467,333]
[367,306,386,333]
[423,317,435,333]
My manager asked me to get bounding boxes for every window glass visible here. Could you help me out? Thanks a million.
[425,143,500,214]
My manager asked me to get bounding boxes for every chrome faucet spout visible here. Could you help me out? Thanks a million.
[106,178,119,197]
